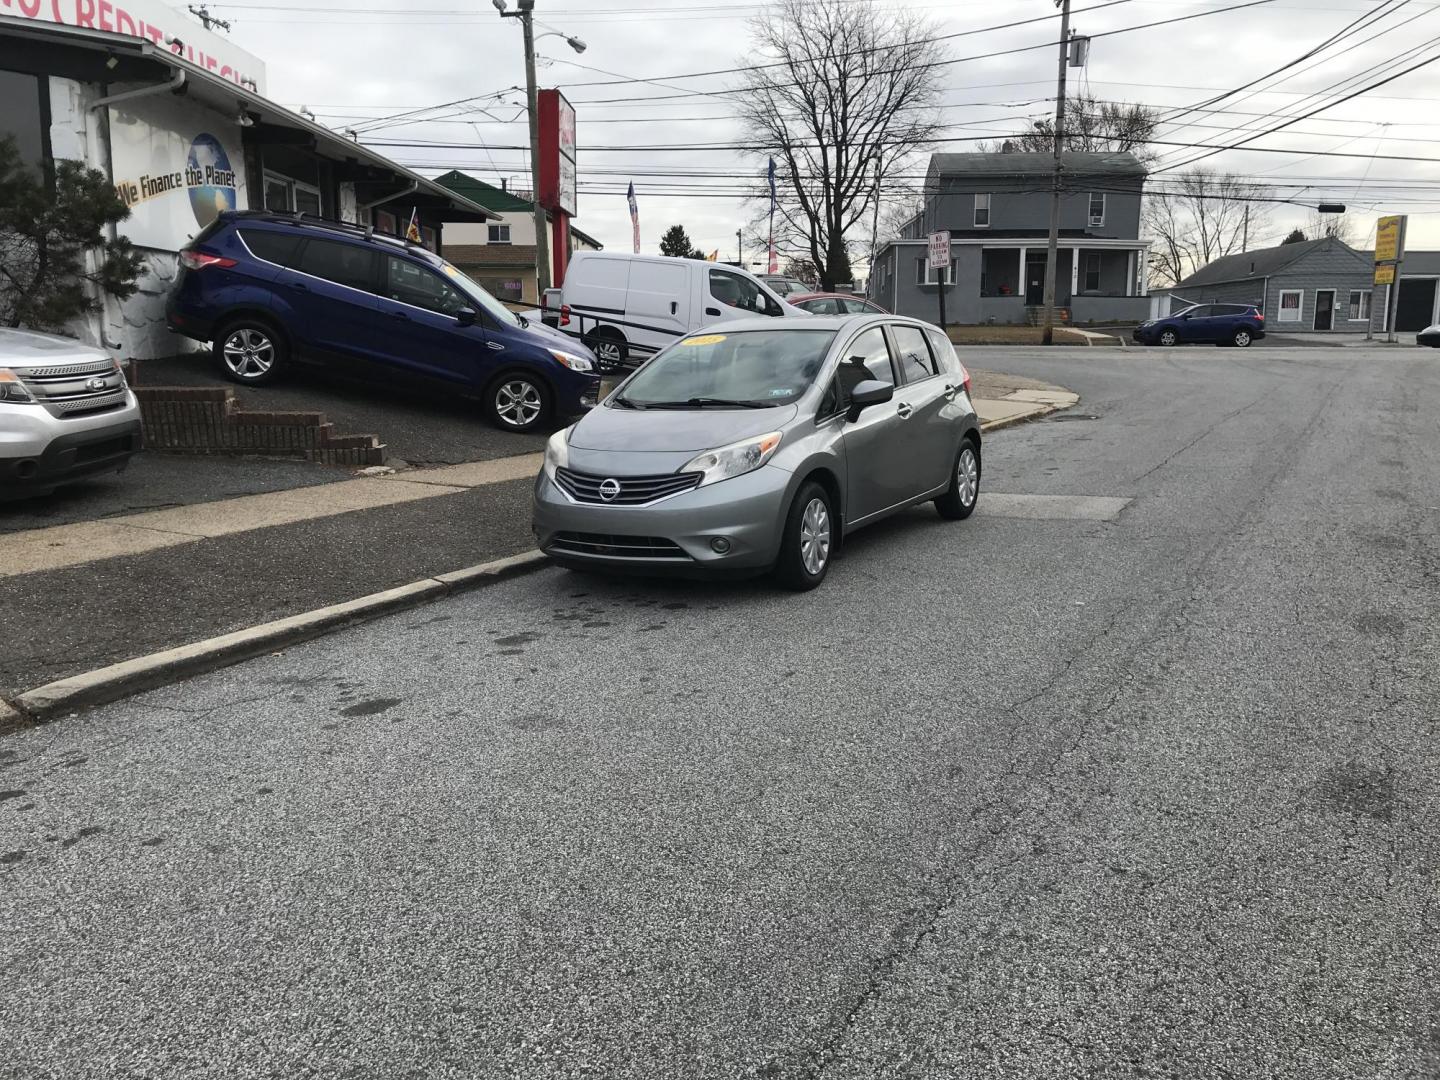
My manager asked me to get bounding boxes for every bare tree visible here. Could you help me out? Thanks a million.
[1143,169,1269,286]
[735,0,944,289]
[1304,209,1357,245]
[1002,93,1161,162]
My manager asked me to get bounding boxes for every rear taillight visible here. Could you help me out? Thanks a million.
[1254,309,1264,321]
[179,250,237,271]
[958,361,972,397]
[560,304,571,327]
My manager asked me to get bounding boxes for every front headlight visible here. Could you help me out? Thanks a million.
[548,348,594,373]
[0,368,35,403]
[544,425,571,479]
[681,431,783,488]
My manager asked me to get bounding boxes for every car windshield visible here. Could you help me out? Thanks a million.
[438,262,521,327]
[618,329,836,408]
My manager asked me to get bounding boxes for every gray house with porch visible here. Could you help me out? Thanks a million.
[1160,237,1379,333]
[869,150,1151,325]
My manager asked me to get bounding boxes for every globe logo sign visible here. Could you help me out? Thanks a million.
[187,134,238,229]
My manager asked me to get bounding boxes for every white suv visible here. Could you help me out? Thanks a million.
[0,328,142,498]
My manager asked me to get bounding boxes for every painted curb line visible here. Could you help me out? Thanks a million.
[6,549,550,726]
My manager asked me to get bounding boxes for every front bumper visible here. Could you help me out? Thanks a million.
[0,412,142,493]
[532,464,792,577]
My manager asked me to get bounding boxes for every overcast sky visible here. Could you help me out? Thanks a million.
[200,0,1440,262]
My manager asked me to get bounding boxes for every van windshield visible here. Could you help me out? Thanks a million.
[438,262,521,328]
[617,329,836,409]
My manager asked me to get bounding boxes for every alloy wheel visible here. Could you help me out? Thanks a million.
[799,497,831,576]
[1160,330,1177,346]
[1235,330,1251,347]
[596,340,622,365]
[957,446,979,508]
[495,379,543,428]
[223,329,275,378]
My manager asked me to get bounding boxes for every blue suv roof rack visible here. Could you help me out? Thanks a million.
[220,209,437,260]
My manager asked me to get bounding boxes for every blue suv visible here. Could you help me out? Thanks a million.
[1133,302,1266,348]
[166,212,599,432]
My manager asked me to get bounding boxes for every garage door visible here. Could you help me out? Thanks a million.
[1396,278,1437,332]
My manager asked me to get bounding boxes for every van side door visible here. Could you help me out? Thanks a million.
[624,259,691,356]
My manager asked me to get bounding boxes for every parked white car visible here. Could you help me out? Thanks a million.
[0,328,142,498]
[553,252,810,368]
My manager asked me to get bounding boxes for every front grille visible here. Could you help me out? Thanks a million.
[20,359,116,381]
[74,435,135,463]
[549,532,690,560]
[50,389,127,415]
[555,467,701,506]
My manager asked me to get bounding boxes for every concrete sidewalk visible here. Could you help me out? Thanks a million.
[0,372,1074,701]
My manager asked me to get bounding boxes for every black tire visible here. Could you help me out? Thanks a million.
[586,327,628,371]
[1232,328,1253,348]
[216,318,286,385]
[772,481,834,592]
[936,438,981,520]
[1158,328,1178,347]
[483,371,552,433]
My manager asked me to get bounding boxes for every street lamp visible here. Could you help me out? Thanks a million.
[495,0,585,295]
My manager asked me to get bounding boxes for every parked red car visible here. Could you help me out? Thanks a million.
[790,292,889,316]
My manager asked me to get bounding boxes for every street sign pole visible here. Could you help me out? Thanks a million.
[928,230,951,332]
[1388,216,1407,344]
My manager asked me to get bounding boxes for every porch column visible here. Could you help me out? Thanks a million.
[1069,247,1080,297]
[1126,250,1136,296]
[1018,246,1027,294]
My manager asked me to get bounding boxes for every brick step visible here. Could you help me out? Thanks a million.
[133,385,385,467]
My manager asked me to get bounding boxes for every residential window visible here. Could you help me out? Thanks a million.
[1277,289,1304,322]
[916,257,927,286]
[925,257,958,286]
[1088,192,1106,227]
[264,171,322,216]
[1083,251,1102,292]
[1348,289,1371,321]
[974,193,991,228]
[488,224,512,244]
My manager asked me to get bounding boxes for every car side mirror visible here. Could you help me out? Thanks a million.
[846,378,893,422]
[455,307,477,327]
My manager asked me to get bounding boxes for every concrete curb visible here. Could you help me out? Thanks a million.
[980,405,1060,433]
[5,549,550,727]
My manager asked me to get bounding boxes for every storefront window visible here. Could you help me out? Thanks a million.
[264,171,322,216]
[0,70,47,179]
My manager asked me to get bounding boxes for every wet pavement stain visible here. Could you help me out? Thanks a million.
[494,632,543,647]
[1354,613,1404,637]
[339,698,403,718]
[639,624,666,633]
[1317,763,1396,822]
[583,621,612,629]
[60,826,105,850]
[0,790,25,803]
[1,851,25,865]
[662,602,689,611]
[140,837,165,847]
[505,713,565,733]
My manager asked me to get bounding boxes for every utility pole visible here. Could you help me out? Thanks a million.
[1242,204,1249,251]
[188,4,231,31]
[1040,0,1071,346]
[499,0,552,296]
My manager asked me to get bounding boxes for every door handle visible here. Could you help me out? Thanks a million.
[896,402,913,419]
[706,306,721,316]
[670,301,678,315]
[390,310,410,320]
[943,383,958,401]
[288,281,309,291]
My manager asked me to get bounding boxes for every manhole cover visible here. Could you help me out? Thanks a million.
[1048,414,1100,422]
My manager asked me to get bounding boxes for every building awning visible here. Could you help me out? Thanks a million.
[0,14,497,223]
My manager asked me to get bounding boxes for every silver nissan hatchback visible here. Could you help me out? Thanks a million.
[531,315,981,590]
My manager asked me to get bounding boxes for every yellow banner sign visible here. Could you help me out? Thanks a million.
[1375,215,1403,263]
[1374,264,1395,285]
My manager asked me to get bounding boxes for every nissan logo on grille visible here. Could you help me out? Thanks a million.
[86,377,108,392]
[599,478,622,502]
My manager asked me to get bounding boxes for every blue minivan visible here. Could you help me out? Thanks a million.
[166,212,599,431]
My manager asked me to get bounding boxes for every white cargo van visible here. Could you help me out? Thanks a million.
[552,253,808,368]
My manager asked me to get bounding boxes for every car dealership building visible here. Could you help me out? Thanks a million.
[0,1,496,358]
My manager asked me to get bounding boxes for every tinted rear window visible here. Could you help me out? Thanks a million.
[296,238,377,292]
[238,229,303,267]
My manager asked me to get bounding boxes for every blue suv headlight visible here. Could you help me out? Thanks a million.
[548,348,594,373]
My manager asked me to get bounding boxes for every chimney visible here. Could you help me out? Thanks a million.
[500,178,507,192]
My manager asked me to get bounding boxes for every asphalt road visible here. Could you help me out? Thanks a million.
[4,346,1438,1079]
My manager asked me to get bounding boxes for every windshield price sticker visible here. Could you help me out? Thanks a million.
[681,334,727,347]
